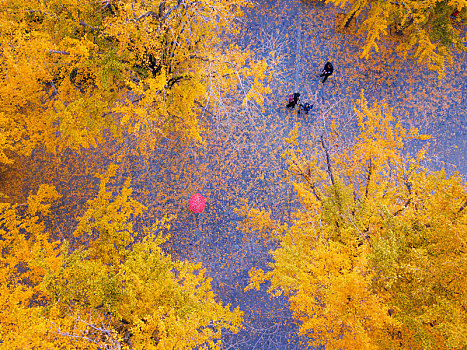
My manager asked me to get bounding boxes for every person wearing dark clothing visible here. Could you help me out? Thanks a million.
[320,61,334,83]
[286,92,300,108]
[299,102,313,115]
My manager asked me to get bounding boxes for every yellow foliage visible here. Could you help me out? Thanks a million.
[0,185,61,348]
[249,95,467,349]
[0,0,270,163]
[244,268,272,292]
[326,0,466,75]
[0,169,243,349]
[234,199,286,241]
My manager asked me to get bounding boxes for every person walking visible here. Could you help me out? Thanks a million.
[286,92,300,108]
[320,61,334,83]
[299,102,313,115]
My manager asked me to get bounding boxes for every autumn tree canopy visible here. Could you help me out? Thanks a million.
[0,0,269,163]
[0,168,242,349]
[327,0,466,74]
[1,0,465,347]
[245,96,467,349]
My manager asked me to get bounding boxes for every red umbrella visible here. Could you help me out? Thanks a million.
[189,193,206,213]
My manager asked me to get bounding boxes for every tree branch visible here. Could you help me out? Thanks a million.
[77,9,100,33]
[291,160,322,203]
[134,11,159,22]
[364,158,373,200]
[393,198,411,216]
[458,198,467,214]
[155,0,183,27]
[48,50,70,56]
[320,135,335,186]
[343,11,357,28]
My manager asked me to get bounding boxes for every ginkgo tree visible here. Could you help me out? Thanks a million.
[0,0,270,163]
[0,166,243,349]
[242,95,467,349]
[324,0,466,75]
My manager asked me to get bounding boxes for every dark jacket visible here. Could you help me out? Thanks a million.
[293,92,300,104]
[323,62,334,75]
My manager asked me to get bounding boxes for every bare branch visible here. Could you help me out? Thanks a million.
[458,198,467,214]
[134,11,158,22]
[48,50,70,56]
[156,0,183,27]
[320,135,335,186]
[77,9,100,33]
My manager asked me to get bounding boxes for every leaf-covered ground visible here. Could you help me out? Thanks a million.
[2,0,465,348]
